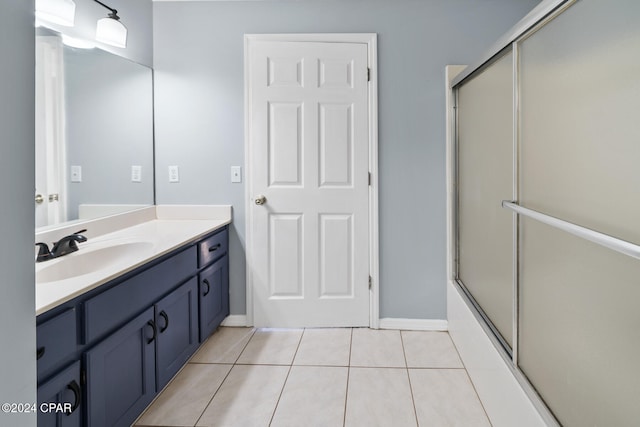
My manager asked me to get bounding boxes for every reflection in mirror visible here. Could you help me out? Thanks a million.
[35,30,154,230]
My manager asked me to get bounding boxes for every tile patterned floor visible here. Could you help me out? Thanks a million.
[134,327,491,427]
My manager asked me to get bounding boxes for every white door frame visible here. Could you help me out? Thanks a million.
[244,33,379,328]
[36,35,68,228]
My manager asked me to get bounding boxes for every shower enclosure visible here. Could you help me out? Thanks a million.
[451,0,640,425]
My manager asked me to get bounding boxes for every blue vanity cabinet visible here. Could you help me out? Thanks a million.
[83,276,199,427]
[84,307,156,427]
[199,254,230,342]
[155,277,199,389]
[37,361,82,427]
[36,225,230,427]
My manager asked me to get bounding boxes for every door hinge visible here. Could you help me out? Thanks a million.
[368,172,371,186]
[367,68,371,82]
[368,276,372,290]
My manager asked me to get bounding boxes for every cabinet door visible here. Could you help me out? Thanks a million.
[83,246,197,345]
[199,254,229,342]
[156,277,199,389]
[85,307,156,427]
[37,361,82,427]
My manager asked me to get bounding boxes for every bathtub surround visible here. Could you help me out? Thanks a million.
[153,0,540,320]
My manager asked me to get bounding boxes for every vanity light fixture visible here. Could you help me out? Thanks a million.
[35,0,76,27]
[93,0,127,49]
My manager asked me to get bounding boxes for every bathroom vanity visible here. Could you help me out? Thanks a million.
[35,206,231,427]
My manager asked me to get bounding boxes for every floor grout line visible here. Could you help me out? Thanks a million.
[232,328,258,364]
[406,366,467,370]
[191,363,233,427]
[192,327,256,427]
[349,365,411,370]
[447,332,494,426]
[267,327,306,426]
[343,328,353,427]
[400,331,421,426]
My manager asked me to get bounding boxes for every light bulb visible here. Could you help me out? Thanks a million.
[96,16,127,49]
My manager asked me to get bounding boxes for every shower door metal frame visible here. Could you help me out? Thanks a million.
[450,0,579,425]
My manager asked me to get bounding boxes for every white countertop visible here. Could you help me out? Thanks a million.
[36,206,231,316]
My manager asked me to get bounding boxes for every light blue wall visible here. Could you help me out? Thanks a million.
[65,47,154,220]
[153,0,539,319]
[0,1,36,425]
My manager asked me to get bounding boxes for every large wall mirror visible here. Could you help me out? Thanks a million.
[35,28,154,230]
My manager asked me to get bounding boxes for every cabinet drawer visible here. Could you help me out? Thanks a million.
[83,246,197,344]
[37,309,77,380]
[198,228,228,268]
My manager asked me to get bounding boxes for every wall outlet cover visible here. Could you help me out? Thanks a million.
[168,165,180,183]
[70,165,82,182]
[131,165,142,182]
[231,166,242,183]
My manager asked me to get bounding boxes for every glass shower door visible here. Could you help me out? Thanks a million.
[457,50,515,350]
[517,0,640,424]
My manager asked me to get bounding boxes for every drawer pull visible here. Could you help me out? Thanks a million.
[66,380,81,416]
[159,310,169,333]
[37,347,46,360]
[208,243,222,253]
[203,279,210,297]
[146,320,157,344]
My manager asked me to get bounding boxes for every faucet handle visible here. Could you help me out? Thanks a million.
[50,231,88,258]
[35,243,53,263]
[72,229,88,243]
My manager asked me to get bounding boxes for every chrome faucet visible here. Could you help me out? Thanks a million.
[36,229,88,263]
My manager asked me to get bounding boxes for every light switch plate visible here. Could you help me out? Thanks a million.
[131,165,142,182]
[231,166,242,183]
[70,165,82,182]
[168,165,180,183]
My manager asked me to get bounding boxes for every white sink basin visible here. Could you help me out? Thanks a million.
[37,241,154,284]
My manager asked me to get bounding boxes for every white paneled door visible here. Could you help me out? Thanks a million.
[248,39,370,327]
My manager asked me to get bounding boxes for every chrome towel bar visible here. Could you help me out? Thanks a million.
[502,201,640,261]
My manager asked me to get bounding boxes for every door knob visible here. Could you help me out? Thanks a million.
[254,195,267,205]
[35,194,44,204]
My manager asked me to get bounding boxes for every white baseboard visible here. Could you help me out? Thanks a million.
[223,315,447,330]
[378,318,448,331]
[221,315,248,327]
[447,281,549,427]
